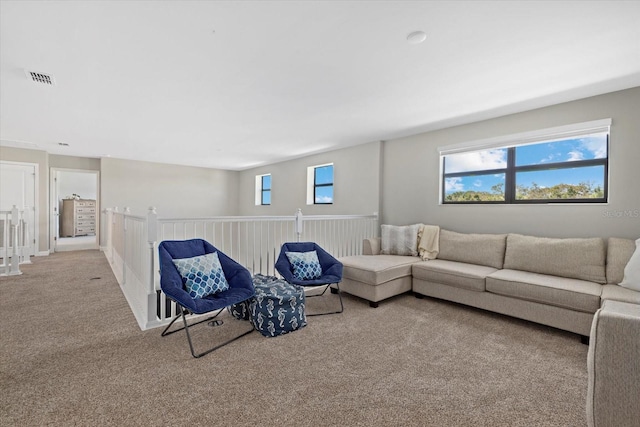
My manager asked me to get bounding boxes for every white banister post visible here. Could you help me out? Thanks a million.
[146,207,159,324]
[21,207,31,264]
[122,207,130,285]
[112,207,118,269]
[0,212,6,275]
[373,211,379,237]
[9,205,22,276]
[295,208,303,242]
[105,208,113,261]
[147,207,158,294]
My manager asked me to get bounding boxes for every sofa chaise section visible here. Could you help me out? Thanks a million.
[339,254,420,307]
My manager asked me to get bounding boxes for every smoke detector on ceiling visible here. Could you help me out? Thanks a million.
[25,69,56,86]
[407,31,427,45]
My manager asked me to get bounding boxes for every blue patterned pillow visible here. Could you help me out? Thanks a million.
[172,252,229,299]
[285,250,322,280]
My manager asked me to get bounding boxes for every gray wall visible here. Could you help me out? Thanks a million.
[238,141,382,217]
[3,87,638,254]
[57,171,98,201]
[50,155,101,203]
[381,87,640,240]
[49,154,100,171]
[100,157,239,218]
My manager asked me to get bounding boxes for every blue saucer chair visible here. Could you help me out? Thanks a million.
[275,242,344,316]
[158,239,255,358]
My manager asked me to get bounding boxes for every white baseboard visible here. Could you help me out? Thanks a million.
[37,251,50,257]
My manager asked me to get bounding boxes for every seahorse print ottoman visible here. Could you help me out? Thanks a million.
[228,299,251,320]
[250,279,307,337]
[228,274,279,320]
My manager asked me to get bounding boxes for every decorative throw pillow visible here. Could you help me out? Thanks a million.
[285,250,322,280]
[380,223,423,256]
[619,238,640,292]
[172,252,229,299]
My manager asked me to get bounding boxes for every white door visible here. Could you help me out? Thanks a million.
[0,162,37,257]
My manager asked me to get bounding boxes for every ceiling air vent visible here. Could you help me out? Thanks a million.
[25,70,56,86]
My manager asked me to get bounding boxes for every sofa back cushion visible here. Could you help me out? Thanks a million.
[380,224,423,256]
[503,234,606,283]
[605,237,636,285]
[437,229,507,269]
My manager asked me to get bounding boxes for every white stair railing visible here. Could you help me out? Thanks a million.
[104,208,378,330]
[0,205,30,276]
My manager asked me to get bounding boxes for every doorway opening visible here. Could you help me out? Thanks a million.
[50,168,99,252]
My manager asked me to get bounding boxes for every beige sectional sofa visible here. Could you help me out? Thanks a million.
[340,227,640,426]
[339,229,640,338]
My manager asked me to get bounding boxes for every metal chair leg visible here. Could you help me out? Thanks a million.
[161,307,223,337]
[306,282,344,316]
[161,306,255,358]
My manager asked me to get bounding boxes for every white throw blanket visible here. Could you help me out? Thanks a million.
[418,225,440,260]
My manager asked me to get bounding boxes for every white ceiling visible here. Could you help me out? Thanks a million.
[1,1,639,171]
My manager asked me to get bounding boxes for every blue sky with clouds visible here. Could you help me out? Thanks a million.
[444,133,607,195]
[315,164,334,203]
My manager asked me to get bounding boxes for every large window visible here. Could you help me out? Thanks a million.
[307,163,334,205]
[255,173,271,205]
[440,119,610,204]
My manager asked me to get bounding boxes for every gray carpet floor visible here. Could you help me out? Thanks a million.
[0,250,588,426]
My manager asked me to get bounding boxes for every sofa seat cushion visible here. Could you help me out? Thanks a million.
[412,260,497,292]
[486,269,602,313]
[339,255,420,285]
[601,284,640,305]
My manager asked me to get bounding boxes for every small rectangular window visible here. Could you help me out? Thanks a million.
[255,174,271,206]
[261,174,271,205]
[307,163,334,205]
[314,164,333,204]
[440,120,610,204]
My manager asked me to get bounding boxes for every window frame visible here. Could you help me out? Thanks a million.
[306,163,334,205]
[439,119,611,205]
[255,173,271,206]
[261,174,271,205]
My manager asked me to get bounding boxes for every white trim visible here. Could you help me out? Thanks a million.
[438,118,612,155]
[306,166,314,205]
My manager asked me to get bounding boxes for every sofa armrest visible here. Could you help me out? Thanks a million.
[587,300,640,427]
[364,237,381,255]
